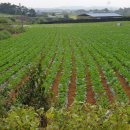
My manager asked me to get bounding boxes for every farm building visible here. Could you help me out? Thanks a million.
[48,13,64,19]
[55,13,64,18]
[77,13,122,19]
[77,13,91,19]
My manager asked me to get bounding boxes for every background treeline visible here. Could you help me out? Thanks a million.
[0,3,36,17]
[115,8,130,16]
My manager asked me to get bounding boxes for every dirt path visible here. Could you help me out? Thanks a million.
[76,44,96,105]
[89,51,114,104]
[67,52,77,108]
[115,71,130,103]
[44,52,57,76]
[51,56,64,101]
[6,50,57,106]
[0,65,27,92]
[90,46,130,103]
[99,70,114,103]
[74,42,96,105]
[6,76,30,105]
[86,66,96,104]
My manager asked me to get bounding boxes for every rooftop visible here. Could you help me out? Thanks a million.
[87,13,122,17]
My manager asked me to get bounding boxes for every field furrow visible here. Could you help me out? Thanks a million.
[67,51,77,107]
[51,56,64,100]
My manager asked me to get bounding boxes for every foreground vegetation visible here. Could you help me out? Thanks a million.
[0,102,130,130]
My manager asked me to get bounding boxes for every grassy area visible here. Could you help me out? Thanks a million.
[0,13,15,17]
[0,17,25,40]
[31,21,130,27]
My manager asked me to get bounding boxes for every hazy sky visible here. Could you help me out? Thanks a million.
[1,0,130,8]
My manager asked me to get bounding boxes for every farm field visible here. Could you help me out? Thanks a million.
[0,22,130,107]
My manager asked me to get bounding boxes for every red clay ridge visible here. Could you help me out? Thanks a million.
[115,71,130,103]
[67,53,77,108]
[51,57,64,101]
[86,66,96,105]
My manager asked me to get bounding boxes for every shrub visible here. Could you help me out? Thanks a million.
[46,102,130,130]
[0,30,11,40]
[17,58,53,111]
[0,17,10,24]
[0,106,43,130]
[15,58,53,128]
[0,17,25,40]
[7,26,25,34]
[0,96,8,117]
[0,102,130,130]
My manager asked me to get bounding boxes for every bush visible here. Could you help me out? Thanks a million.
[16,59,53,111]
[0,102,130,130]
[46,102,130,130]
[7,26,25,34]
[0,96,8,117]
[0,17,25,40]
[15,58,53,128]
[0,106,43,130]
[0,17,11,24]
[0,30,11,40]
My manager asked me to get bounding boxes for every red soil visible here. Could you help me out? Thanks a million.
[89,50,113,104]
[51,57,64,100]
[67,53,77,108]
[89,46,130,103]
[86,66,96,105]
[6,49,56,105]
[0,66,26,92]
[99,70,114,103]
[6,76,30,105]
[115,71,130,103]
[45,52,57,76]
[74,43,96,105]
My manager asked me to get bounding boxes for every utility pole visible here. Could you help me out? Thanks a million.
[14,7,18,34]
[19,3,24,31]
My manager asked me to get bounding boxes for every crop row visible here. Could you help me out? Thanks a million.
[0,23,130,107]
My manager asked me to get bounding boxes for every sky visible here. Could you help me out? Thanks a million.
[0,0,130,8]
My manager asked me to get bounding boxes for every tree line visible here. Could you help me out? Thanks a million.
[0,3,36,17]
